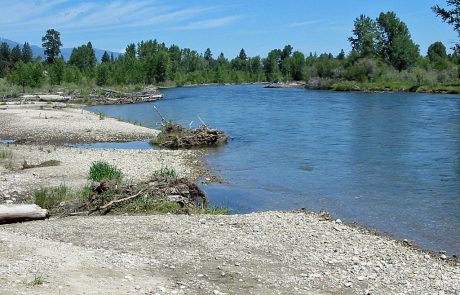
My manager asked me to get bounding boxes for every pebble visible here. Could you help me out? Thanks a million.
[344,282,352,288]
[440,254,447,260]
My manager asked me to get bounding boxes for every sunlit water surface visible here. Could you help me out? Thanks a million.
[88,85,460,254]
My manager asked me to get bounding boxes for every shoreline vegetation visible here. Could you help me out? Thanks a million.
[1,10,460,100]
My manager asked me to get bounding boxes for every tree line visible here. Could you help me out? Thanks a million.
[0,7,458,93]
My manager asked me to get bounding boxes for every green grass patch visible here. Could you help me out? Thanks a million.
[34,185,92,210]
[153,167,179,178]
[3,160,14,171]
[0,150,12,159]
[34,185,73,209]
[28,274,46,286]
[88,161,123,182]
[120,198,183,214]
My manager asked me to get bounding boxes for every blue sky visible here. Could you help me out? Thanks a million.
[1,0,457,57]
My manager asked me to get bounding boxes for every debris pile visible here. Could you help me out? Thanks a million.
[152,122,228,149]
[59,175,208,216]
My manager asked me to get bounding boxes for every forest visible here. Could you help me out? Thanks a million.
[0,8,459,95]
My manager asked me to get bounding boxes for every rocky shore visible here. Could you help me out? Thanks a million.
[0,101,458,294]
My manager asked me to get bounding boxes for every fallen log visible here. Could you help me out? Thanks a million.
[0,204,49,224]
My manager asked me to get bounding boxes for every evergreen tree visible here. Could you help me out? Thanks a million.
[204,48,213,61]
[101,51,111,63]
[69,42,97,72]
[337,49,346,60]
[11,45,22,65]
[433,0,460,53]
[21,42,33,63]
[42,29,62,64]
[0,42,11,76]
[238,48,247,61]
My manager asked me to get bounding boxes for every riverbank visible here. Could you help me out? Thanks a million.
[0,102,158,144]
[1,212,459,294]
[306,78,460,94]
[0,101,458,294]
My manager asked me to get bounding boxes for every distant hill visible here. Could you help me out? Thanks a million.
[0,37,120,62]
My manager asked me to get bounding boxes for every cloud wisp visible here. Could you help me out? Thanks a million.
[1,0,239,33]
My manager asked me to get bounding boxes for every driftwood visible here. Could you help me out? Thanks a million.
[153,123,228,149]
[88,189,146,215]
[0,204,49,224]
[56,176,208,217]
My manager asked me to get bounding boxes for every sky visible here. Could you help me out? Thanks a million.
[1,0,457,58]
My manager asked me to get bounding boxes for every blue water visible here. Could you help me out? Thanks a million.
[88,85,460,254]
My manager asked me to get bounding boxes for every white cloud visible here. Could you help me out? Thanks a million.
[289,20,321,27]
[169,16,240,30]
[0,0,237,33]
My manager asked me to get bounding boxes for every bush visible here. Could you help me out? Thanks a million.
[88,161,123,182]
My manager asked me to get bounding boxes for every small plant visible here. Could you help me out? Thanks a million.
[88,161,123,182]
[0,149,12,159]
[98,112,105,120]
[28,274,46,286]
[34,185,72,209]
[4,160,14,170]
[153,167,179,178]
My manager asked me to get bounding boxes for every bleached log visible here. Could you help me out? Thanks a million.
[0,204,49,224]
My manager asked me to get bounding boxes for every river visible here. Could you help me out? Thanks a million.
[88,85,460,254]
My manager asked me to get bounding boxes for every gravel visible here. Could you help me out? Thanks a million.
[0,102,158,144]
[0,212,458,294]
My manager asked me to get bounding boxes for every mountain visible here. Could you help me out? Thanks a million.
[0,37,120,62]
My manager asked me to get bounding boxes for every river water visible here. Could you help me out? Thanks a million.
[88,85,460,254]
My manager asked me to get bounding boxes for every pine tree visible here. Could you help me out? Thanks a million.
[21,42,33,63]
[42,29,63,64]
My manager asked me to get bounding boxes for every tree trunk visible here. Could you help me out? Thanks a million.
[0,205,49,224]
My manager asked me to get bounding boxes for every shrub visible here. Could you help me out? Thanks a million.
[88,161,123,182]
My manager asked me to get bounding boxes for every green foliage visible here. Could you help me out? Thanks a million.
[96,63,110,86]
[0,42,11,77]
[69,42,97,73]
[22,42,33,63]
[0,149,12,159]
[49,58,65,85]
[349,14,381,58]
[42,29,62,64]
[101,51,110,63]
[28,274,46,286]
[7,61,44,92]
[88,161,123,182]
[11,45,22,64]
[153,167,179,178]
[433,0,460,53]
[34,184,72,209]
[377,12,420,71]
